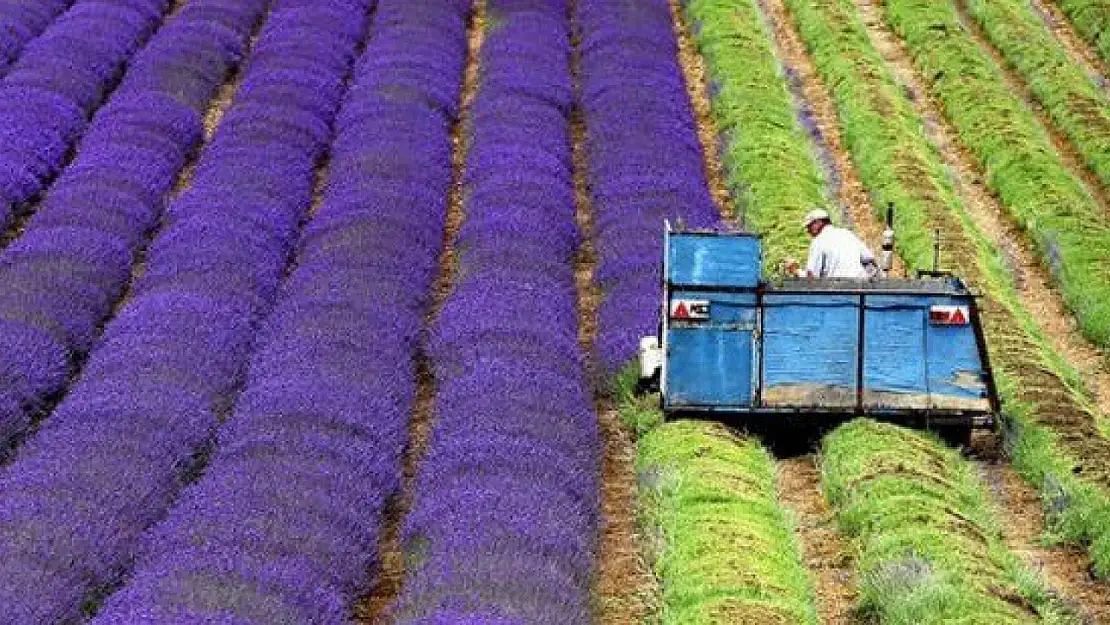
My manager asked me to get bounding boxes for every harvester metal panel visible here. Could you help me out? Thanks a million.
[666,291,757,407]
[657,229,996,425]
[666,232,761,288]
[761,294,859,408]
[862,296,928,408]
[925,296,991,411]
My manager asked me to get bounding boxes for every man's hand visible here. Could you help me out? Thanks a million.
[783,258,801,277]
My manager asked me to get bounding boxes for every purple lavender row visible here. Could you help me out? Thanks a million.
[575,0,718,377]
[0,2,371,621]
[388,1,601,622]
[89,3,471,622]
[0,0,268,457]
[0,0,71,74]
[0,0,174,232]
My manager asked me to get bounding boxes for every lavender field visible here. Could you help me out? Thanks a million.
[1,0,1110,623]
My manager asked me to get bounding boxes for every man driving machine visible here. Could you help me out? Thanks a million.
[784,208,880,279]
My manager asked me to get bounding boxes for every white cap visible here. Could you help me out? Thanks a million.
[803,208,830,228]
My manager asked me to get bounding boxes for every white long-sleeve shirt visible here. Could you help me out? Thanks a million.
[805,225,875,278]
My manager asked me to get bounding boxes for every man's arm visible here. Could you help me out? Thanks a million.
[805,243,824,278]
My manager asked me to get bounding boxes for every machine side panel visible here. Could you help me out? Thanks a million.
[665,291,756,407]
[862,296,928,408]
[761,294,859,408]
[667,233,761,287]
[926,296,991,411]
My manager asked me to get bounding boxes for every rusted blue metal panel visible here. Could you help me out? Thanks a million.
[667,327,755,406]
[926,297,990,410]
[762,294,859,407]
[666,291,757,407]
[863,297,929,408]
[667,232,761,287]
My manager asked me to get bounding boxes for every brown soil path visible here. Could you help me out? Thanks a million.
[674,0,864,619]
[950,0,1110,218]
[1030,0,1110,94]
[572,5,660,622]
[668,0,732,222]
[851,0,1110,426]
[353,2,485,622]
[776,456,858,625]
[971,435,1110,623]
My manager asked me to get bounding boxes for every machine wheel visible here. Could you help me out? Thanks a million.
[935,424,972,449]
[634,371,660,396]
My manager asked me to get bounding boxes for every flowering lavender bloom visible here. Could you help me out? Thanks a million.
[88,0,469,622]
[388,2,600,623]
[0,0,268,452]
[0,0,172,231]
[0,0,71,75]
[0,2,372,621]
[574,0,720,377]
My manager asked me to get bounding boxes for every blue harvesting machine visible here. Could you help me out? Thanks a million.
[637,223,1001,446]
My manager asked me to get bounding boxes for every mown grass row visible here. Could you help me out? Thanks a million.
[637,418,817,624]
[784,0,1110,576]
[1052,0,1110,67]
[823,420,1073,623]
[879,0,1110,347]
[684,0,827,270]
[963,0,1110,196]
[617,365,817,623]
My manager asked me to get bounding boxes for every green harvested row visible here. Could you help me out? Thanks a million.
[683,0,828,270]
[964,0,1110,197]
[1053,0,1110,66]
[822,420,1073,623]
[638,420,817,624]
[882,0,1110,347]
[784,0,1110,576]
[628,6,834,621]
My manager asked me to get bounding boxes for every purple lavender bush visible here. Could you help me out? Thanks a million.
[387,2,601,623]
[0,2,370,621]
[0,0,71,75]
[84,0,470,622]
[0,0,173,231]
[575,0,719,378]
[0,0,267,454]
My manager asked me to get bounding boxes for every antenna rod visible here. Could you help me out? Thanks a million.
[933,229,941,273]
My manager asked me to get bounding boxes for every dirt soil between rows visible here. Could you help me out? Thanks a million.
[971,433,1110,623]
[775,456,858,624]
[354,1,485,620]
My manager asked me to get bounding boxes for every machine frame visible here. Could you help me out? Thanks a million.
[643,223,1003,443]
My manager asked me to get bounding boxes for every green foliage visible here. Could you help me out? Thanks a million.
[614,362,664,436]
[638,420,817,624]
[1053,0,1110,67]
[882,0,1110,347]
[781,0,1110,576]
[964,0,1110,196]
[683,0,827,269]
[821,420,1076,624]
